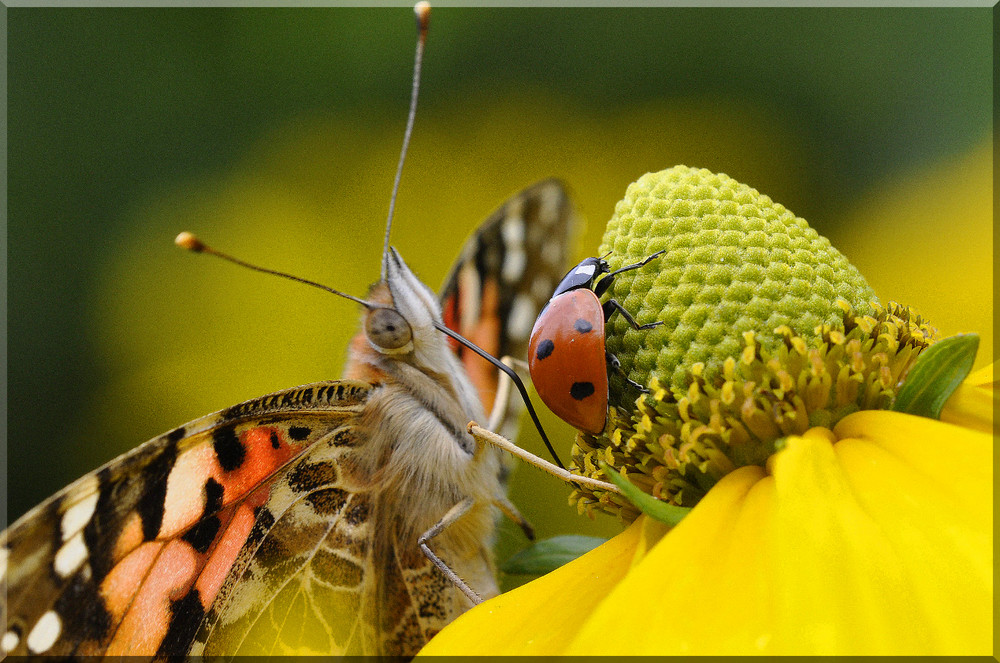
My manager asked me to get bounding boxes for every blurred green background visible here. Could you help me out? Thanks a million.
[6,7,992,581]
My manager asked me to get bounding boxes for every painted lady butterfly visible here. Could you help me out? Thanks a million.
[1,5,575,657]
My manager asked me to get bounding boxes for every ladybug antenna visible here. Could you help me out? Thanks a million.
[599,250,613,260]
[175,232,376,309]
[433,321,565,469]
[382,1,431,279]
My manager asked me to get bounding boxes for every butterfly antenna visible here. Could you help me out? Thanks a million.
[382,1,431,278]
[175,231,373,308]
[433,321,565,470]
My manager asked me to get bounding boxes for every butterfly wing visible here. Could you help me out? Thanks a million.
[439,178,576,438]
[1,181,577,659]
[0,381,373,657]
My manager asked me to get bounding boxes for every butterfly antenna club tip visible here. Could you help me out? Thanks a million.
[174,231,207,252]
[415,2,430,34]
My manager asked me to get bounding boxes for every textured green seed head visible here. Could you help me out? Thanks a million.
[601,165,878,405]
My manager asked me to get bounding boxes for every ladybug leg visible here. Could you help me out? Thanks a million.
[593,249,666,297]
[607,351,650,393]
[602,298,663,330]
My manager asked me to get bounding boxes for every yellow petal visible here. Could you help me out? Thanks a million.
[417,516,647,656]
[835,410,991,513]
[964,360,995,386]
[940,359,997,434]
[563,415,991,655]
[564,465,769,655]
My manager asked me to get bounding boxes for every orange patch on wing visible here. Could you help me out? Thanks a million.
[441,292,462,354]
[112,511,145,565]
[218,427,299,497]
[105,540,198,656]
[463,277,501,413]
[101,540,164,623]
[195,500,260,607]
[159,427,303,539]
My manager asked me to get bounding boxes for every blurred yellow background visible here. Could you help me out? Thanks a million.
[7,8,992,581]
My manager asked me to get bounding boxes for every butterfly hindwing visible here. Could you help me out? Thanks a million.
[440,178,576,439]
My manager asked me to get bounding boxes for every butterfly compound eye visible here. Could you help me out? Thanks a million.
[365,307,414,352]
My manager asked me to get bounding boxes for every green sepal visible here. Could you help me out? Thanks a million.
[501,535,607,575]
[599,461,691,526]
[892,333,979,419]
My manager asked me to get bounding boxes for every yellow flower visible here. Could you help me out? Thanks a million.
[419,365,993,656]
[421,166,992,656]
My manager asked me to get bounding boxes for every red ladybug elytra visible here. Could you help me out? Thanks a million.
[528,250,665,435]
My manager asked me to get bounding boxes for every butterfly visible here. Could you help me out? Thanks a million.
[0,176,575,657]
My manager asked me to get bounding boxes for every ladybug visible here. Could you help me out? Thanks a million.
[528,250,665,435]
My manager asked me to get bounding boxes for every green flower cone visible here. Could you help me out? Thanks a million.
[572,166,937,520]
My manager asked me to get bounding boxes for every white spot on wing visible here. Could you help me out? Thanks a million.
[457,262,481,332]
[60,477,100,539]
[53,531,88,579]
[26,611,61,654]
[541,240,563,266]
[537,183,561,223]
[506,294,537,342]
[501,248,526,284]
[501,214,525,246]
[1,630,19,654]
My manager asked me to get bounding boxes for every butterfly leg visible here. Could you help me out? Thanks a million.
[468,422,621,494]
[418,496,483,605]
[494,496,535,540]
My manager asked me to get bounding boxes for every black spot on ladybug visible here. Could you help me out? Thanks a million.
[536,338,555,360]
[570,381,596,400]
[213,425,245,472]
[573,318,593,333]
[288,425,311,441]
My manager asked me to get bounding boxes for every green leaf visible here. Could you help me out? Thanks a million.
[599,461,691,526]
[501,535,607,575]
[892,333,979,418]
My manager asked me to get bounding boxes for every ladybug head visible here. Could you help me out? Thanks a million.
[552,256,611,298]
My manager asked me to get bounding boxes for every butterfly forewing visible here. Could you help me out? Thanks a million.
[1,181,576,658]
[0,381,371,657]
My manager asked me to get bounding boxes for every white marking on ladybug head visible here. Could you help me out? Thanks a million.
[26,610,61,654]
[573,263,597,278]
[1,630,19,654]
[54,531,89,579]
[507,294,536,342]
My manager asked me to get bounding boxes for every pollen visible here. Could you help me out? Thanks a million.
[571,301,937,521]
